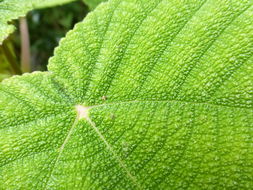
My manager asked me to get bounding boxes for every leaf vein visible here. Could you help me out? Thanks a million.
[174,4,253,98]
[85,112,142,189]
[96,0,164,97]
[137,0,208,95]
[88,98,252,111]
[83,0,123,98]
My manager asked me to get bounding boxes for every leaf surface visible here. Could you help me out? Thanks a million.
[0,0,77,44]
[1,0,253,189]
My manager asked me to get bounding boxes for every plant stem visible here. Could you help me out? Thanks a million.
[1,42,22,75]
[19,17,31,73]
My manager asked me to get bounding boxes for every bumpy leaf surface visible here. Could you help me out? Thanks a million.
[0,0,77,44]
[83,0,107,10]
[1,0,253,189]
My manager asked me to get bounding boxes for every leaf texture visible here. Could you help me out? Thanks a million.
[0,0,77,44]
[1,0,253,189]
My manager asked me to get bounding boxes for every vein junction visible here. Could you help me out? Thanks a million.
[74,105,141,189]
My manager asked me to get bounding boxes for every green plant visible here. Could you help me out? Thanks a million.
[26,1,88,71]
[0,0,97,80]
[0,40,19,77]
[83,0,107,10]
[0,0,253,189]
[0,0,77,44]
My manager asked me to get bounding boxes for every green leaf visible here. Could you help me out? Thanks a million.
[1,0,253,189]
[0,49,11,80]
[0,73,10,81]
[0,0,77,44]
[83,0,107,10]
[0,40,16,80]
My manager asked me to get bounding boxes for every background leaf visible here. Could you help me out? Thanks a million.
[0,40,17,81]
[83,0,107,10]
[26,1,88,71]
[0,0,78,44]
[0,0,253,189]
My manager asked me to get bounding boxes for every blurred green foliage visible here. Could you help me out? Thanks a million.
[26,1,88,71]
[0,40,16,81]
[0,0,89,81]
[83,0,107,10]
[0,50,11,79]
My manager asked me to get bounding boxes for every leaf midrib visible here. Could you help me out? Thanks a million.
[87,99,252,111]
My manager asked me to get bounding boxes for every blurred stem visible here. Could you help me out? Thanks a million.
[1,42,22,75]
[19,17,31,73]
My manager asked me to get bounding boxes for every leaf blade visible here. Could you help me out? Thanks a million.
[0,0,253,189]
